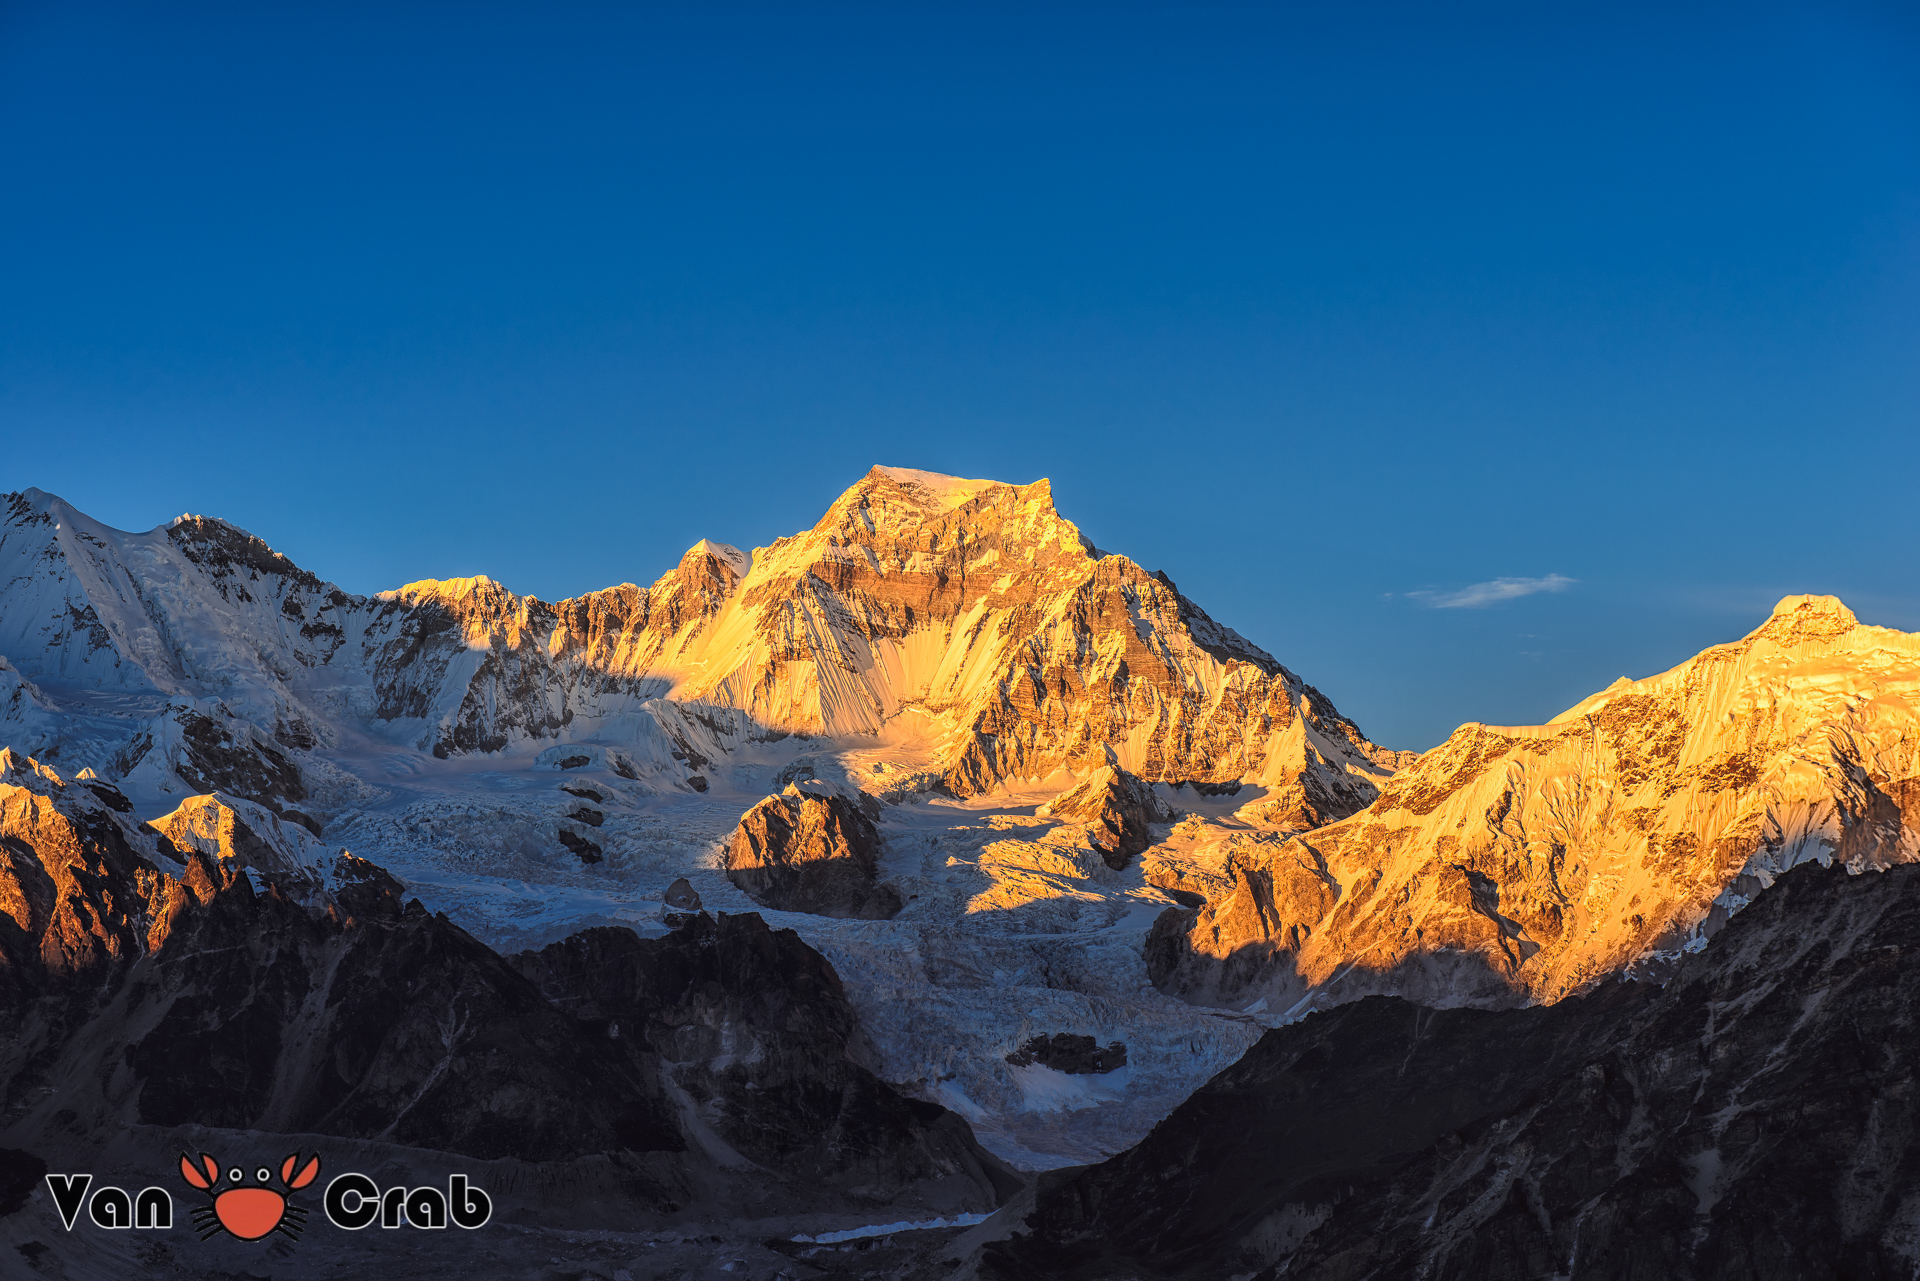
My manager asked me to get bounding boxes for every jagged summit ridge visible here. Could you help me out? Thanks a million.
[867,465,1004,513]
[0,468,1400,1165]
[0,470,1396,814]
[1149,592,1920,1013]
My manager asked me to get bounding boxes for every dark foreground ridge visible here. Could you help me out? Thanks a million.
[983,859,1920,1280]
[0,753,1015,1274]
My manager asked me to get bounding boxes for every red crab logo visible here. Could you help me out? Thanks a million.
[178,1151,321,1243]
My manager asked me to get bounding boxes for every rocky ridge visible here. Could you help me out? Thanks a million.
[724,781,904,918]
[0,471,1398,818]
[1148,594,1920,1012]
[1038,764,1175,870]
[13,471,1920,1266]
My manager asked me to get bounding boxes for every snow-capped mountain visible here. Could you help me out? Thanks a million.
[8,468,1918,1200]
[0,468,1396,820]
[0,468,1397,1173]
[1148,593,1920,1012]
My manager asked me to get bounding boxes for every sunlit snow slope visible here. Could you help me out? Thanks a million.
[1149,594,1920,1014]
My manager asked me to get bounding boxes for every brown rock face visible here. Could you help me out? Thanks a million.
[1150,595,1920,1013]
[1148,838,1341,998]
[711,468,1402,808]
[0,755,675,1162]
[1041,765,1174,869]
[0,750,180,1025]
[724,785,902,918]
[400,467,1402,810]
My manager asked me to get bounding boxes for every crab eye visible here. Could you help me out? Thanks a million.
[227,1167,243,1183]
[256,1167,272,1182]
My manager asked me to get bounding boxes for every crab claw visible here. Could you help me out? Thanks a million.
[201,1154,221,1186]
[283,1152,321,1189]
[179,1153,213,1190]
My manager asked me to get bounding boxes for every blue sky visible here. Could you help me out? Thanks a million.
[2,1,1915,749]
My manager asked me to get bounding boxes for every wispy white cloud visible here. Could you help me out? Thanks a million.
[1409,574,1576,609]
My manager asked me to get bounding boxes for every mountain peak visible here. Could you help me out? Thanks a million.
[0,747,64,792]
[804,466,1069,552]
[167,511,263,542]
[6,487,87,530]
[381,575,505,604]
[866,465,1010,513]
[0,476,1387,804]
[683,539,750,579]
[1753,593,1860,645]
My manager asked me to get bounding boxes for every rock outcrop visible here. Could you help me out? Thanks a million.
[1039,765,1173,869]
[0,753,682,1161]
[1004,1034,1128,1074]
[150,790,339,904]
[0,749,179,1033]
[1150,595,1920,1012]
[724,783,903,918]
[987,858,1920,1280]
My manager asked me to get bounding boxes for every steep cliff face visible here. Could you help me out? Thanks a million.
[1149,595,1920,1011]
[365,465,1401,809]
[0,471,1396,811]
[0,749,181,1026]
[689,466,1396,804]
[985,859,1920,1281]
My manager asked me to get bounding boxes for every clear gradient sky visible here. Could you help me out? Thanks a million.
[3,2,1916,749]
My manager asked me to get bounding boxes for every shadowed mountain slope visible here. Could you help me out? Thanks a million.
[985,857,1920,1280]
[0,751,1014,1224]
